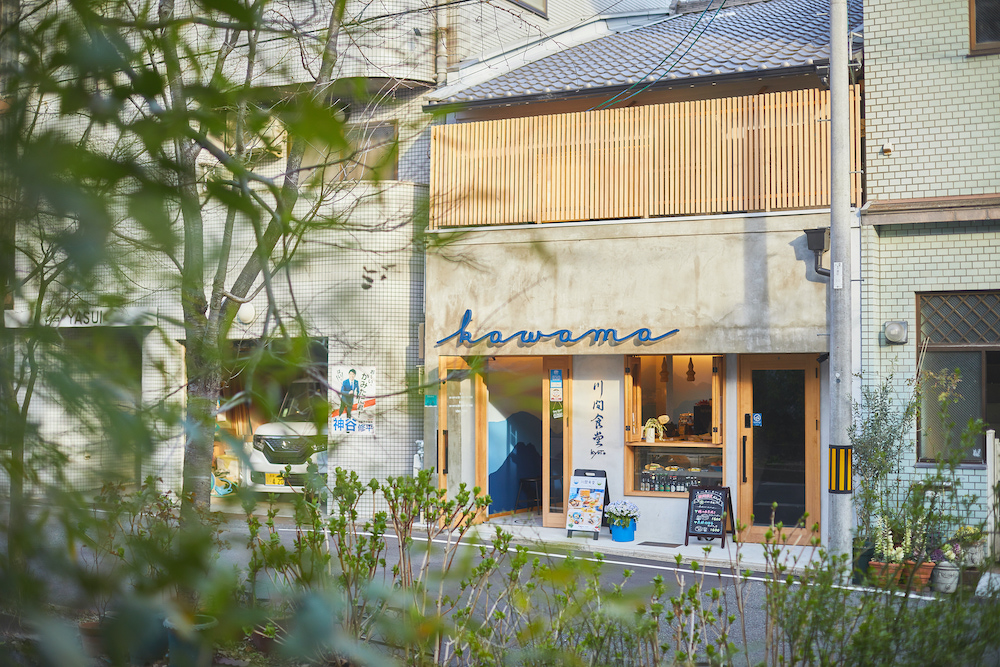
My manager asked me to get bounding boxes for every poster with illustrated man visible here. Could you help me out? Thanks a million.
[331,366,376,435]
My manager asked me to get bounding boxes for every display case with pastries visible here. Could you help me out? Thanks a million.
[627,445,723,496]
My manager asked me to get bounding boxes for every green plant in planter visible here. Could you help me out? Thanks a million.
[874,511,930,566]
[642,418,665,440]
[874,516,906,564]
[952,524,985,546]
[73,482,131,621]
[849,372,918,546]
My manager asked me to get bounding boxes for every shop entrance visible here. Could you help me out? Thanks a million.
[437,356,571,528]
[737,354,821,543]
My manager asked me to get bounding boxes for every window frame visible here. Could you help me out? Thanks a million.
[916,291,1000,464]
[624,355,724,497]
[970,0,1000,55]
[301,120,399,184]
[507,0,546,19]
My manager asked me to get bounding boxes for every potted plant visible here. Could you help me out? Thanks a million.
[850,537,877,585]
[642,417,665,443]
[75,482,136,662]
[952,525,986,567]
[869,515,905,587]
[105,478,224,667]
[900,510,934,590]
[606,501,640,542]
[930,544,960,593]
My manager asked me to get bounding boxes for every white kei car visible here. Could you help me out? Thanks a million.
[243,380,328,494]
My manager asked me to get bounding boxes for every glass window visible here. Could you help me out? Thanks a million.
[508,0,546,18]
[301,122,398,183]
[918,291,1000,463]
[972,0,1000,52]
[625,355,722,443]
[632,446,723,494]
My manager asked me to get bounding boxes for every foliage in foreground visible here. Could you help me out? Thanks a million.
[4,362,1000,665]
[4,461,1000,667]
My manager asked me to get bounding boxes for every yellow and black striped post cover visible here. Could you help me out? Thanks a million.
[829,445,852,494]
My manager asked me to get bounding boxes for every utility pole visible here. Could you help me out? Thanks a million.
[828,0,853,558]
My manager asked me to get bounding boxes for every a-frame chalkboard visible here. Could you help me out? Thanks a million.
[684,486,736,547]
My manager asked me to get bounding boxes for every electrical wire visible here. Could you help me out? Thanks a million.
[589,0,728,111]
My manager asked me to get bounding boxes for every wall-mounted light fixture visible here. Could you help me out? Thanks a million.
[237,302,256,325]
[883,320,908,345]
[686,357,696,382]
[881,142,893,156]
[660,357,670,383]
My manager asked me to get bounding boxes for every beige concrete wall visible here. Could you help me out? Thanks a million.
[425,211,831,359]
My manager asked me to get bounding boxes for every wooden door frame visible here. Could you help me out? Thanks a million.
[736,354,821,544]
[437,356,488,503]
[542,357,572,528]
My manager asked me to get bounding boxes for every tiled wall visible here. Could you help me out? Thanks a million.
[864,0,1000,200]
[861,222,1000,527]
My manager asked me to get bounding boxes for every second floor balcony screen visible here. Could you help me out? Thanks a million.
[429,87,863,229]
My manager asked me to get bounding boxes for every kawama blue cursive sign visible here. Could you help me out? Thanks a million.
[436,309,680,347]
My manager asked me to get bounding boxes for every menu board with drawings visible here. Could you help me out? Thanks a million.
[565,475,607,540]
[684,486,735,547]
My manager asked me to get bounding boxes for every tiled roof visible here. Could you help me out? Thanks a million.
[429,0,862,106]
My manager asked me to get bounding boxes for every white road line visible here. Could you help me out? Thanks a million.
[272,525,938,599]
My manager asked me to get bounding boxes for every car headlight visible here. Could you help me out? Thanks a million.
[253,434,264,451]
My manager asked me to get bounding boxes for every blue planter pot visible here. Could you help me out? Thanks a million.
[610,521,636,542]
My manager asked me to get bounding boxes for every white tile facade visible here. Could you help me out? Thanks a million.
[865,0,1000,200]
[863,0,1000,527]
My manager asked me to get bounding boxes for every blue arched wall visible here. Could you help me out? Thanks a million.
[486,358,543,514]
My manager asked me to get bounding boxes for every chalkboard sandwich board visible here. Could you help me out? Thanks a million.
[684,486,735,547]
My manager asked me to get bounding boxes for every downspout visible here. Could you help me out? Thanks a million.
[435,0,448,85]
[805,227,831,277]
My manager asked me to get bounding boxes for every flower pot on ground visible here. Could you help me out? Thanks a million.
[610,520,636,542]
[901,561,935,590]
[867,561,903,588]
[164,614,217,667]
[605,501,640,542]
[931,560,960,594]
[851,541,875,585]
[963,541,987,567]
[249,617,290,655]
[952,526,987,567]
[78,619,106,659]
[97,600,170,666]
[871,515,909,587]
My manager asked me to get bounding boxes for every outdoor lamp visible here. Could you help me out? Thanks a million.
[883,321,908,345]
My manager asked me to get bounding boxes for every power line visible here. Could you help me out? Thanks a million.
[590,0,728,111]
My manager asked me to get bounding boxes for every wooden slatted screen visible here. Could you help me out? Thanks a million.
[429,86,863,229]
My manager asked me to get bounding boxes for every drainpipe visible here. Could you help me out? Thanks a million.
[434,0,448,84]
[989,430,998,561]
[414,439,425,477]
[805,227,831,277]
[828,0,854,561]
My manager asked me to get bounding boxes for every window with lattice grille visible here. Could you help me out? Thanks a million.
[918,292,1000,463]
[971,0,1000,53]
